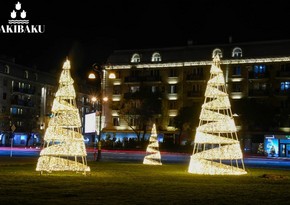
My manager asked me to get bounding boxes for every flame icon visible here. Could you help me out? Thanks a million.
[15,2,21,10]
[20,10,26,18]
[10,10,17,19]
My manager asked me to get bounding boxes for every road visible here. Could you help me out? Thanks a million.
[1,147,290,169]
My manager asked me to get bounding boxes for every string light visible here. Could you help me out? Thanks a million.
[107,56,290,70]
[143,124,162,165]
[188,55,247,175]
[36,59,90,174]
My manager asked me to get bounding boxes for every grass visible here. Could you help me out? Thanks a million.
[1,157,290,205]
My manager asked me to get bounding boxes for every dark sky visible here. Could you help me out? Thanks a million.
[0,0,290,77]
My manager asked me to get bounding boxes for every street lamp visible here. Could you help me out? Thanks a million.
[88,64,115,161]
[89,65,103,161]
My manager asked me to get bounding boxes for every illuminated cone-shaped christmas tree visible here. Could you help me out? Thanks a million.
[36,59,90,174]
[143,124,162,165]
[188,55,247,175]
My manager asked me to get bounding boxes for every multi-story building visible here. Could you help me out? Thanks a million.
[0,57,94,147]
[102,39,290,156]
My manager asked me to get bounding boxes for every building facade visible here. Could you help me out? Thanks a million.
[101,40,290,154]
[0,57,94,147]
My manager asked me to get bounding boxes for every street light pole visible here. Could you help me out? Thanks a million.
[10,124,16,157]
[97,101,102,161]
[89,64,104,161]
[88,64,115,161]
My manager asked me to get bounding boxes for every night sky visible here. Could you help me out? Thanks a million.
[0,0,290,77]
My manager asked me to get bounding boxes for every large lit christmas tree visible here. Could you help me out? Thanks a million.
[143,124,162,165]
[36,59,90,174]
[188,55,247,175]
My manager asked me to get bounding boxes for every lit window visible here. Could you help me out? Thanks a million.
[113,117,120,126]
[253,65,266,78]
[152,86,157,93]
[281,82,290,91]
[18,82,23,89]
[169,85,177,93]
[254,65,266,74]
[261,83,267,90]
[17,121,23,127]
[24,70,28,79]
[212,48,223,58]
[232,47,242,58]
[131,53,141,63]
[130,86,140,93]
[233,66,241,76]
[10,107,17,114]
[151,52,162,62]
[4,65,9,74]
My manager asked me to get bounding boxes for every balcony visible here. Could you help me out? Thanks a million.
[168,77,178,84]
[112,94,121,101]
[168,109,178,117]
[167,93,178,100]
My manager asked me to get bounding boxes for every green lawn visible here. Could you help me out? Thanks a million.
[0,157,290,205]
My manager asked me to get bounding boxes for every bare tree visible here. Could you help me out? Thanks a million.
[116,87,162,147]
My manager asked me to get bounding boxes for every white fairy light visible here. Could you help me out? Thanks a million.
[143,124,162,165]
[188,55,247,175]
[36,59,90,174]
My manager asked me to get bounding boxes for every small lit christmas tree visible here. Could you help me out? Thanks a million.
[188,55,247,175]
[36,59,90,174]
[143,124,162,165]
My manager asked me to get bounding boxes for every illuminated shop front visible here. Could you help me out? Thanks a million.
[264,135,290,157]
[84,131,164,146]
